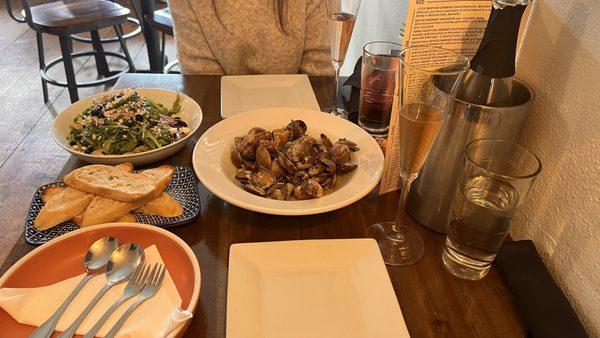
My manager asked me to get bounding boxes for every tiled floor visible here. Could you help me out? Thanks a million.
[0,0,176,264]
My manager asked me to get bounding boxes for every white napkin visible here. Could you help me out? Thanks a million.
[0,245,193,338]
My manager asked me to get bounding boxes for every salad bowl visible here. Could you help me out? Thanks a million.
[52,88,203,165]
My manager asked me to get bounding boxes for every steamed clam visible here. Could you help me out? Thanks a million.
[285,120,307,140]
[273,129,292,150]
[329,139,359,173]
[305,179,324,198]
[255,145,272,169]
[234,136,255,160]
[230,120,358,200]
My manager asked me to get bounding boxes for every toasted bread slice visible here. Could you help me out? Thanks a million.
[114,162,134,172]
[63,165,173,202]
[35,188,93,230]
[42,187,88,227]
[139,166,173,191]
[138,193,183,218]
[116,213,137,223]
[72,213,84,227]
[42,186,67,203]
[81,196,143,227]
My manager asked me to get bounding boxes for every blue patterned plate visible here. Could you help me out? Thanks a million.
[24,166,201,245]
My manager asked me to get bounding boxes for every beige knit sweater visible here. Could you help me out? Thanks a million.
[170,0,333,75]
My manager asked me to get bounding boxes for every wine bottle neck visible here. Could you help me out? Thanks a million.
[470,4,527,79]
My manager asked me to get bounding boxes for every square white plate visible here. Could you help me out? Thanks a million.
[220,74,321,118]
[227,239,410,338]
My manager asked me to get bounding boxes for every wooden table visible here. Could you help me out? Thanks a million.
[0,74,525,337]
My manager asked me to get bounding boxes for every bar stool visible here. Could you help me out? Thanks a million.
[70,0,143,44]
[145,7,179,73]
[21,0,137,103]
[4,0,25,22]
[6,0,143,42]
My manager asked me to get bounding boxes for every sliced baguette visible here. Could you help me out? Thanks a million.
[35,188,93,230]
[138,193,183,217]
[116,213,137,223]
[63,165,173,202]
[42,186,66,203]
[81,196,144,227]
[69,163,133,227]
[139,166,173,192]
[72,213,84,227]
[114,162,134,172]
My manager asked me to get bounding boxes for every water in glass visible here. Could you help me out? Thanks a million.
[443,175,519,280]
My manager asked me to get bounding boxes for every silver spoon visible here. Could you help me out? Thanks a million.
[57,243,145,338]
[29,237,120,338]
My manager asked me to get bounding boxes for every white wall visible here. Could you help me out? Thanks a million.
[341,0,408,75]
[513,0,600,336]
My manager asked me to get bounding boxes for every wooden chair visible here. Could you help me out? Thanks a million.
[145,7,179,73]
[21,0,137,103]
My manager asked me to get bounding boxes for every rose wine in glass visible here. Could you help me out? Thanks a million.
[398,103,445,177]
[327,12,356,65]
[325,0,361,118]
[367,47,470,266]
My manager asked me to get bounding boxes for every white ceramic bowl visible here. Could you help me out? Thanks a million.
[192,107,384,216]
[52,88,203,165]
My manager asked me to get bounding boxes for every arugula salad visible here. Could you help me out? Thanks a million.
[68,89,190,155]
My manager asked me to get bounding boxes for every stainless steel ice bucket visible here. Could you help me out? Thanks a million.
[405,78,535,233]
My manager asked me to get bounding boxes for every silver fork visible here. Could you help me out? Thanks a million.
[83,263,150,338]
[104,264,166,338]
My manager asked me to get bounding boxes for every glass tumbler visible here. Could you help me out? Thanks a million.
[443,138,542,280]
[358,41,402,136]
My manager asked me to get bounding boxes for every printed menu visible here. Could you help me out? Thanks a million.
[379,0,492,195]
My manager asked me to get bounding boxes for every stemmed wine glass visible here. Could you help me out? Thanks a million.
[324,0,361,118]
[367,47,470,266]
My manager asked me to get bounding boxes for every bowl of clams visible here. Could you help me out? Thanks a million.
[192,107,385,216]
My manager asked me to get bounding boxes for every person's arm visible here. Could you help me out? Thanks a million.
[299,0,333,76]
[169,0,224,75]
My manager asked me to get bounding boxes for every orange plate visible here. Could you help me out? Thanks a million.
[0,223,201,338]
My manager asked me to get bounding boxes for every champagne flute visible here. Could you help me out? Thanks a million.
[325,0,361,118]
[367,47,470,266]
